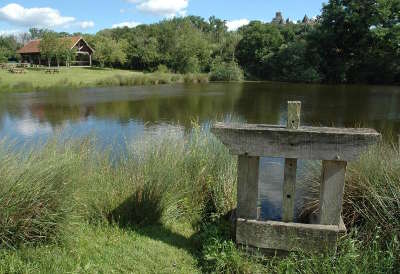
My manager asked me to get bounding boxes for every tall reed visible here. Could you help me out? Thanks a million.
[301,142,400,238]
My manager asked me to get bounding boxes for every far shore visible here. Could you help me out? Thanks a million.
[0,67,210,93]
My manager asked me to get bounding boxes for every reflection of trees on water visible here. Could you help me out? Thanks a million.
[0,83,244,130]
[0,83,399,138]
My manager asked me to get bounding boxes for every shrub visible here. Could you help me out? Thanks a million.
[209,60,244,82]
[156,64,170,73]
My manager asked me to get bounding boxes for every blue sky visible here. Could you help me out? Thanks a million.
[0,0,327,34]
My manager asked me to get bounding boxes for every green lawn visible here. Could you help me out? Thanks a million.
[0,223,200,274]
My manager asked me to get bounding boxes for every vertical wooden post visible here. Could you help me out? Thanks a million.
[287,101,301,129]
[282,101,301,222]
[237,155,260,219]
[319,160,347,225]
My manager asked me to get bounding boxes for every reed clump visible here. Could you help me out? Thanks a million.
[0,141,84,248]
[301,142,400,239]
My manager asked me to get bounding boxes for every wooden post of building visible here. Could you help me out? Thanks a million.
[237,155,260,220]
[282,101,301,222]
[89,54,92,67]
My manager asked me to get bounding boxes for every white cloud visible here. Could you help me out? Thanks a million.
[112,21,141,28]
[226,19,250,31]
[127,0,188,18]
[0,3,74,27]
[79,21,95,29]
[0,3,94,30]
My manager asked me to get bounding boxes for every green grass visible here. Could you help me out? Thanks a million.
[0,67,209,92]
[0,223,199,273]
[0,127,398,273]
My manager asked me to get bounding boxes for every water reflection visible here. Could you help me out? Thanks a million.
[1,82,399,139]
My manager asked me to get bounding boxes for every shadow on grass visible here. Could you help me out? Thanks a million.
[108,190,199,255]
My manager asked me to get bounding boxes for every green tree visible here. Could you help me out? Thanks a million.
[236,21,284,79]
[39,32,58,67]
[270,39,321,83]
[93,35,127,67]
[55,39,74,67]
[0,36,18,62]
[308,0,400,83]
[29,28,49,39]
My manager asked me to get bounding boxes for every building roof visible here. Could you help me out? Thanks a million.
[17,36,84,54]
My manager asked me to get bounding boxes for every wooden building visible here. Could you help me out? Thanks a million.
[17,36,94,67]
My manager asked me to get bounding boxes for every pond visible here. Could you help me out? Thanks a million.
[1,81,399,220]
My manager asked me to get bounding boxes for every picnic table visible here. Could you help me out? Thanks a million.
[9,68,26,74]
[45,68,60,74]
[17,63,30,68]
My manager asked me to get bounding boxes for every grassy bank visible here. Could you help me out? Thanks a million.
[0,127,399,273]
[0,67,209,92]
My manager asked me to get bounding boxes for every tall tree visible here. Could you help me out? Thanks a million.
[93,35,127,67]
[236,21,284,78]
[308,0,400,83]
[39,32,58,67]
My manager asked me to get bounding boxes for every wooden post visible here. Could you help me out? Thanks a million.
[282,101,301,222]
[287,101,301,129]
[237,155,260,219]
[89,54,92,67]
[319,160,347,225]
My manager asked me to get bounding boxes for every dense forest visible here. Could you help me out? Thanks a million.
[1,0,399,84]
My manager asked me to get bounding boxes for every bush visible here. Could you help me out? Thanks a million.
[209,60,244,82]
[156,64,170,73]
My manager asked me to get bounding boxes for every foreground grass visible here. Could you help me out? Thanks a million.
[0,127,398,273]
[0,223,199,273]
[0,67,209,92]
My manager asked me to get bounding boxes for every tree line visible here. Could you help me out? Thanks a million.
[1,0,399,84]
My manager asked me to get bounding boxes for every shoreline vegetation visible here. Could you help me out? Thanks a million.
[0,67,211,93]
[2,2,398,86]
[0,126,398,273]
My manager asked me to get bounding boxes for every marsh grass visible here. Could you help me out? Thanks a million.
[0,127,399,272]
[74,125,236,228]
[0,141,84,248]
[301,142,400,240]
[0,68,209,93]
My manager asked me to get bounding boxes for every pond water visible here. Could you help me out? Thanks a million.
[1,82,399,221]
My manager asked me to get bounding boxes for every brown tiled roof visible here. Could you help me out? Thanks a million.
[17,36,82,54]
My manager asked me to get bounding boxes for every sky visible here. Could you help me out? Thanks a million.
[0,0,327,35]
